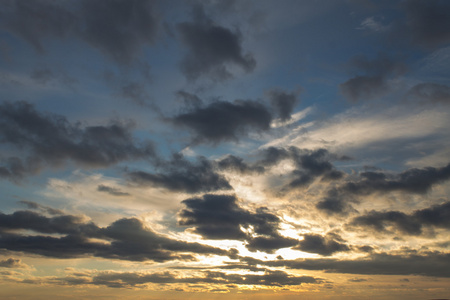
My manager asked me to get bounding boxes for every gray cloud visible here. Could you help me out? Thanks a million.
[127,153,231,193]
[340,53,406,102]
[402,0,450,49]
[217,155,264,174]
[267,89,300,121]
[30,68,54,85]
[176,90,203,109]
[176,5,256,81]
[315,188,357,216]
[267,251,450,278]
[316,163,450,215]
[343,163,450,195]
[45,269,320,288]
[255,147,345,190]
[0,210,229,262]
[80,0,159,64]
[0,0,77,53]
[349,201,450,235]
[293,233,350,256]
[406,83,450,104]
[0,257,28,269]
[178,194,298,253]
[0,101,155,181]
[19,200,64,215]
[97,185,130,197]
[172,99,272,144]
[0,0,159,64]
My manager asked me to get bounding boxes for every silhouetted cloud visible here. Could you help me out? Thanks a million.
[0,101,155,181]
[267,251,450,278]
[316,163,450,215]
[176,5,256,81]
[349,201,450,235]
[0,210,229,261]
[127,153,231,193]
[255,147,345,190]
[343,163,450,195]
[172,99,272,144]
[340,53,406,102]
[178,194,297,253]
[293,233,350,256]
[48,269,320,288]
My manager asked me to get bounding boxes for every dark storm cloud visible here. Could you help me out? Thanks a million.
[293,233,350,256]
[50,269,320,288]
[406,83,450,104]
[178,194,298,253]
[267,89,300,121]
[402,0,450,48]
[97,185,130,197]
[0,210,229,262]
[0,0,159,64]
[177,5,256,81]
[172,99,272,144]
[0,101,155,180]
[340,53,406,102]
[127,153,231,193]
[349,201,450,235]
[267,251,450,278]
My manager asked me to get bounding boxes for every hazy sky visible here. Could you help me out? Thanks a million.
[1,0,450,299]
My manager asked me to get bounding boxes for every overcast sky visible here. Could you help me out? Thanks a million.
[1,0,450,299]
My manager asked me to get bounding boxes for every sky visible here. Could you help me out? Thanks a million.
[0,0,450,299]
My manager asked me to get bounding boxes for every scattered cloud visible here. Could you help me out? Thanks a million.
[340,53,406,102]
[177,4,256,81]
[178,194,298,253]
[0,101,155,181]
[172,99,272,144]
[0,0,160,64]
[127,153,231,193]
[0,210,229,262]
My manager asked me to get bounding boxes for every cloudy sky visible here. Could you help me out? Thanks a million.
[0,0,450,299]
